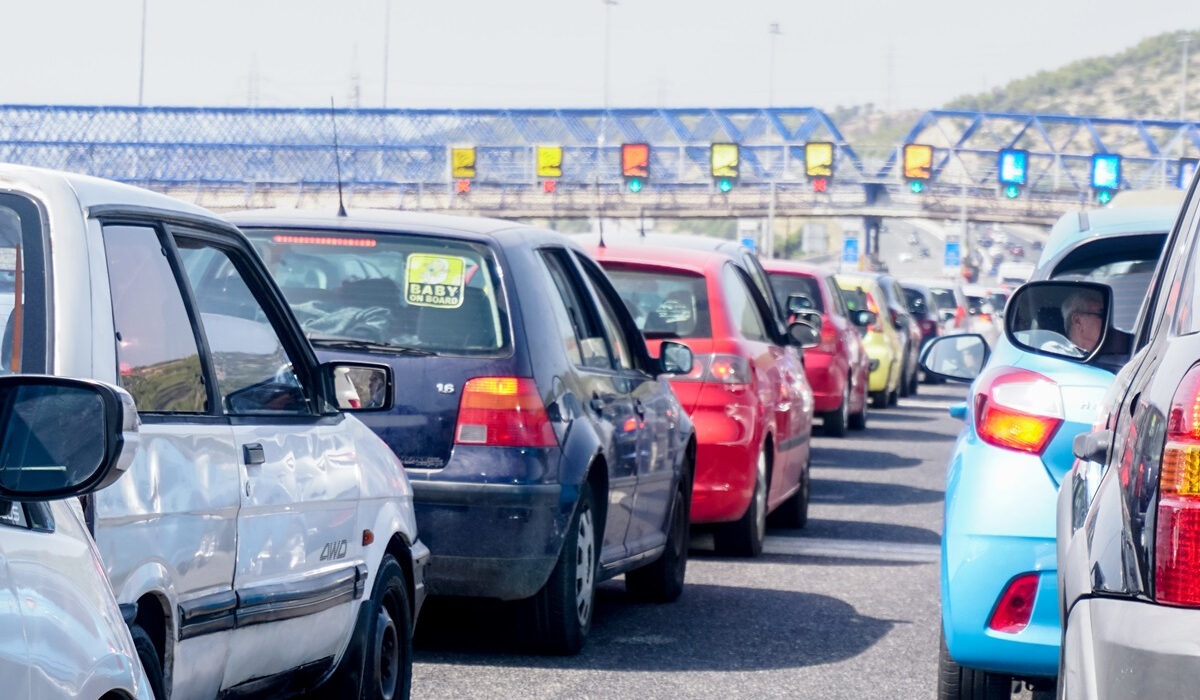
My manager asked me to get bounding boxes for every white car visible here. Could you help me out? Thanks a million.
[0,375,152,700]
[0,164,428,700]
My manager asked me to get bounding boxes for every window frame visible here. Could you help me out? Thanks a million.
[537,247,616,372]
[722,263,771,343]
[0,191,51,375]
[572,251,653,375]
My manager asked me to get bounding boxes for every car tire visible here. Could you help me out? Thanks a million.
[130,624,167,700]
[908,367,920,396]
[823,385,849,437]
[870,390,888,409]
[363,555,413,700]
[530,482,598,654]
[888,385,900,407]
[767,454,808,529]
[938,629,1012,699]
[714,448,768,557]
[849,384,868,430]
[626,476,690,603]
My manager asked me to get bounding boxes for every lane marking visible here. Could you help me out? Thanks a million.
[763,536,940,563]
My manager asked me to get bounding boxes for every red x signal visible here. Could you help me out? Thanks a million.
[543,179,557,193]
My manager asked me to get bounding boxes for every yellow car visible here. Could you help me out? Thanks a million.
[836,273,903,408]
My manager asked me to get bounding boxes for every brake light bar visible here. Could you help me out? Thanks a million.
[272,234,377,247]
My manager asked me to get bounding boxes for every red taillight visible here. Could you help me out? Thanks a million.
[1155,365,1200,606]
[819,314,838,353]
[954,306,967,329]
[974,367,1063,454]
[669,353,751,386]
[978,313,993,323]
[919,319,938,337]
[454,377,556,447]
[988,573,1040,633]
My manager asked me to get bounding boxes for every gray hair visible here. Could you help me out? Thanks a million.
[1061,289,1103,327]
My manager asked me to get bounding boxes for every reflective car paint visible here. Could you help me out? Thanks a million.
[835,274,902,399]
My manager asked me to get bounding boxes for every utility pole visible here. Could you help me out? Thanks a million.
[596,0,617,237]
[1181,32,1192,122]
[768,22,781,108]
[137,0,148,105]
[382,0,391,108]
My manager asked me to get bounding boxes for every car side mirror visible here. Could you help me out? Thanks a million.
[938,309,956,323]
[658,340,695,376]
[323,362,394,411]
[1004,280,1113,363]
[787,321,820,348]
[919,334,990,382]
[851,310,877,328]
[787,293,815,314]
[0,375,138,502]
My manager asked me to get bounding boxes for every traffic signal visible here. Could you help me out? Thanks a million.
[903,144,933,193]
[805,142,834,178]
[711,143,739,192]
[1091,154,1120,204]
[537,146,563,179]
[455,179,471,194]
[451,146,476,179]
[621,143,650,193]
[998,149,1028,198]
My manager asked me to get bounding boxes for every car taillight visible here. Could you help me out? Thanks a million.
[669,353,751,386]
[454,377,556,447]
[819,314,838,353]
[988,573,1040,633]
[978,313,993,324]
[974,367,1063,454]
[919,318,938,337]
[1156,365,1200,606]
[866,294,881,333]
[954,306,966,329]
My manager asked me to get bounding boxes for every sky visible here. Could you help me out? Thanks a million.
[1,1,1193,112]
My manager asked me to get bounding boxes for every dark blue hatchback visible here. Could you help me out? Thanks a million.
[235,210,697,654]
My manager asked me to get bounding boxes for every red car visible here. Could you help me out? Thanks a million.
[586,243,814,557]
[763,260,871,436]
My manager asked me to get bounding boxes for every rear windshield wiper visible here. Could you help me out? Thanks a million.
[308,334,436,356]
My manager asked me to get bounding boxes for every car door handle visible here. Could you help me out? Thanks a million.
[243,443,266,466]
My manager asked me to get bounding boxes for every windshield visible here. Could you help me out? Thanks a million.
[928,288,958,311]
[768,272,824,313]
[600,264,712,339]
[246,229,509,356]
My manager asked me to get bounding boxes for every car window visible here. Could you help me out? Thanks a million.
[741,252,781,323]
[247,229,509,356]
[929,288,958,311]
[1048,234,1166,332]
[540,249,612,370]
[575,255,635,371]
[176,240,313,416]
[0,500,27,528]
[826,276,847,316]
[768,272,824,313]
[0,194,48,375]
[723,264,769,342]
[102,224,208,414]
[601,264,712,339]
[903,288,927,315]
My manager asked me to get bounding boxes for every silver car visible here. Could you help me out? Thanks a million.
[0,165,427,700]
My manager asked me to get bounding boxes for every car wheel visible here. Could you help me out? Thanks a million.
[850,381,868,430]
[938,629,1012,699]
[531,482,597,654]
[626,476,690,603]
[363,555,413,700]
[768,454,809,529]
[908,367,920,396]
[823,385,849,437]
[714,448,768,557]
[131,624,167,700]
[870,390,888,409]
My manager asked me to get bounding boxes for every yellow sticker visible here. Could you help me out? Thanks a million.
[405,254,467,308]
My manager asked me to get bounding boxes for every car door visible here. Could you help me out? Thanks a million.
[0,502,32,698]
[172,231,362,687]
[573,252,675,555]
[92,220,241,700]
[538,247,640,563]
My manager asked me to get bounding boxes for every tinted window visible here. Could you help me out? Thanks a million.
[768,272,824,313]
[540,250,612,369]
[722,265,768,342]
[0,194,47,375]
[247,229,508,356]
[102,225,207,413]
[929,288,958,311]
[602,265,712,339]
[576,256,634,370]
[177,241,311,416]
[902,287,927,315]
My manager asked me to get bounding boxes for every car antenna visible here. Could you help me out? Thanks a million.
[329,97,348,218]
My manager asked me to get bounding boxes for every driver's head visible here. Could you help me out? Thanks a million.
[1061,290,1104,352]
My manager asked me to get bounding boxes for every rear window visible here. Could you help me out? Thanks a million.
[1049,233,1166,332]
[838,286,869,313]
[246,229,509,356]
[929,288,958,311]
[902,287,927,315]
[768,272,824,313]
[601,264,712,339]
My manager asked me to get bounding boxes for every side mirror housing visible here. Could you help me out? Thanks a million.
[1004,280,1115,363]
[786,293,815,314]
[787,321,820,349]
[851,310,877,328]
[658,340,695,376]
[0,375,139,502]
[919,334,990,383]
[323,361,394,411]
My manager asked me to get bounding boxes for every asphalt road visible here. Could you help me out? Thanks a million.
[411,382,970,699]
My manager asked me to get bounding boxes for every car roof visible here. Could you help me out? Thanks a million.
[0,163,219,220]
[228,207,573,249]
[583,242,732,275]
[761,259,830,278]
[574,231,752,256]
[1040,205,1179,265]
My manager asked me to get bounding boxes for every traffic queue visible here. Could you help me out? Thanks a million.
[0,163,938,700]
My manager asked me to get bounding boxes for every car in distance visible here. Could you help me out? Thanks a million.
[239,210,698,654]
[919,204,1175,699]
[585,242,814,557]
[765,259,871,435]
[836,274,904,408]
[0,164,429,700]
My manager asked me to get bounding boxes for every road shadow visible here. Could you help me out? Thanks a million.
[810,443,923,470]
[772,518,942,545]
[810,478,944,507]
[414,582,897,670]
[857,409,939,424]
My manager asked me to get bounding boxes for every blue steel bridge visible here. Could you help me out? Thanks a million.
[0,105,1197,227]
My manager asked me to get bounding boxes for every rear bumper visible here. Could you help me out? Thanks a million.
[803,351,845,413]
[408,478,572,600]
[1063,597,1200,699]
[690,441,757,524]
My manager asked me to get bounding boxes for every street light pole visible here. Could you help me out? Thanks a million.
[1181,33,1192,122]
[768,22,781,108]
[137,0,148,106]
[382,0,391,108]
[596,0,617,238]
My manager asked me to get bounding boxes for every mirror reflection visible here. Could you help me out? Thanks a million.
[333,365,390,410]
[921,335,988,382]
[0,383,106,496]
[1008,285,1107,359]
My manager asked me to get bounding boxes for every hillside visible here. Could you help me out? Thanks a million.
[945,30,1200,119]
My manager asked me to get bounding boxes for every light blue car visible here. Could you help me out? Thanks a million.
[920,207,1176,699]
